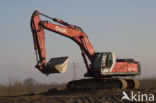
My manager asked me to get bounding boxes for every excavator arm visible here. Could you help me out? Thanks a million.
[31,10,95,74]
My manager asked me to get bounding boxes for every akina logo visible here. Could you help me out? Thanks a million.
[121,91,154,102]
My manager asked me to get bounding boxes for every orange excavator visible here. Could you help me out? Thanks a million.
[31,10,141,90]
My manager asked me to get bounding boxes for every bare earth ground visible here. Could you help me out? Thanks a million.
[0,88,156,103]
[0,79,156,103]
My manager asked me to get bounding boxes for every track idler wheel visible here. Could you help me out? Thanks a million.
[125,78,140,89]
[119,78,127,90]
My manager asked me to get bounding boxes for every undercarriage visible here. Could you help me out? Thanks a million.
[67,78,140,90]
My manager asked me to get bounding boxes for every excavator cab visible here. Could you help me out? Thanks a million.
[92,52,116,75]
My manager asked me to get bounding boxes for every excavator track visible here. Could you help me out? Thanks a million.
[67,78,128,90]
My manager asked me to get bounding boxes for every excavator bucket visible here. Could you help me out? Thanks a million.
[46,57,69,73]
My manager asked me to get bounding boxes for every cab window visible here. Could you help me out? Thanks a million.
[105,54,113,68]
[92,53,101,68]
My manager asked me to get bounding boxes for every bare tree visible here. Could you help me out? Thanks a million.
[23,78,38,86]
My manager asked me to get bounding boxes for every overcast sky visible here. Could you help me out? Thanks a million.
[0,0,156,84]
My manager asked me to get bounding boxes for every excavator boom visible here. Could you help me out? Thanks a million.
[31,10,95,74]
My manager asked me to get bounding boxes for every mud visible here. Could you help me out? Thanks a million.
[0,88,156,103]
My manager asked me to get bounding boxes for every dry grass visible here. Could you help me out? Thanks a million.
[0,78,155,97]
[0,78,65,96]
[0,78,156,103]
